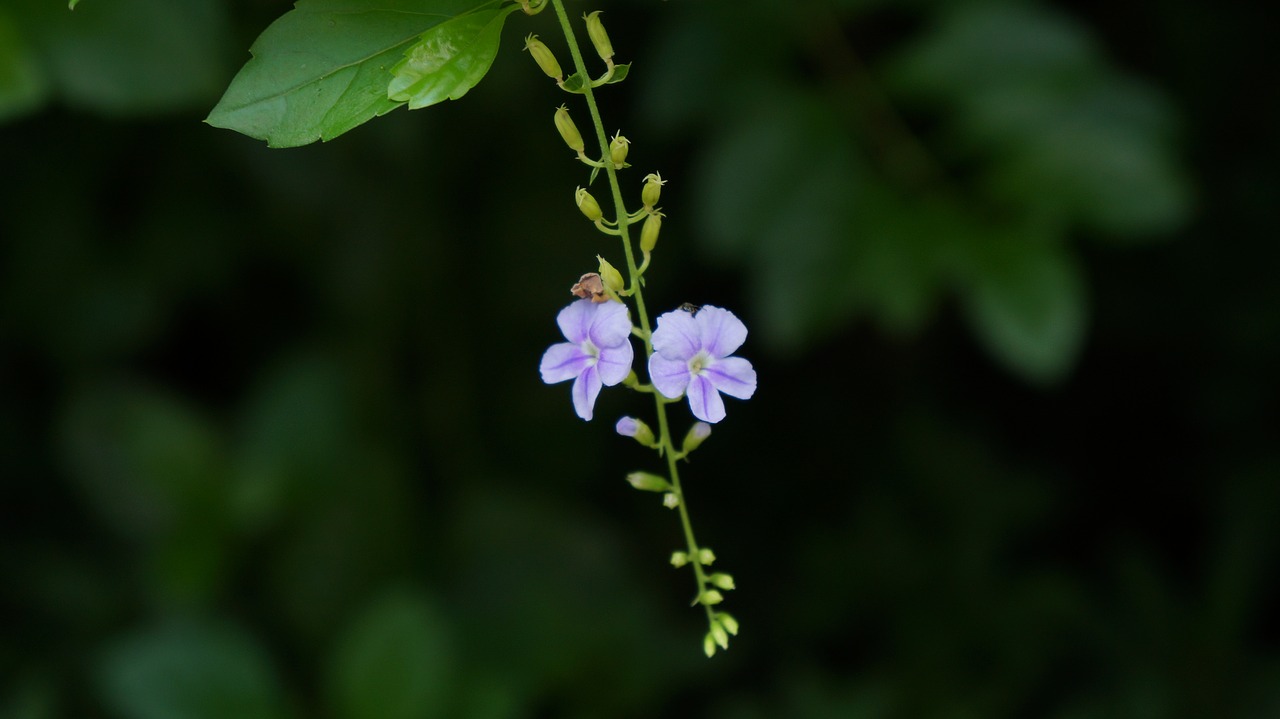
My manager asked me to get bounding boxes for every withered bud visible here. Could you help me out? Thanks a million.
[570,272,609,303]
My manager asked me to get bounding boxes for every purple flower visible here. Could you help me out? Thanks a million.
[648,305,756,423]
[540,299,634,420]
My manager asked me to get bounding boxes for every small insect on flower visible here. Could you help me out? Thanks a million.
[679,302,701,316]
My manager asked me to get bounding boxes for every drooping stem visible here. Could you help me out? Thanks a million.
[550,0,716,625]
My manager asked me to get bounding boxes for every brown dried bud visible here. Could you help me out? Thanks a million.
[570,272,609,303]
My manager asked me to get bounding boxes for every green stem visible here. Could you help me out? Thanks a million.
[550,0,716,626]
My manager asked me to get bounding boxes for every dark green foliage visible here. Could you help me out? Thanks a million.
[1,0,1277,717]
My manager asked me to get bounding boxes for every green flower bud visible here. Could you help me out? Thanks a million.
[583,11,614,61]
[523,34,562,79]
[626,471,672,493]
[575,186,602,221]
[681,421,710,453]
[698,589,724,606]
[639,212,662,254]
[717,612,740,636]
[596,255,624,295]
[670,551,689,568]
[554,105,584,153]
[615,416,657,447]
[708,572,736,591]
[641,172,665,208]
[609,133,630,166]
[696,548,716,565]
[703,632,717,658]
[710,620,730,650]
[663,492,679,509]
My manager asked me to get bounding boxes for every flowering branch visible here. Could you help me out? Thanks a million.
[536,0,755,656]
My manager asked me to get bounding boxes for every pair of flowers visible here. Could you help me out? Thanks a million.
[539,299,757,423]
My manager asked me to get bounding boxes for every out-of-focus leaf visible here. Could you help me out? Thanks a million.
[693,90,861,349]
[17,0,229,115]
[981,80,1191,236]
[206,0,501,147]
[693,88,954,348]
[388,6,515,109]
[60,384,226,539]
[887,2,1190,238]
[0,9,48,121]
[328,589,455,719]
[838,187,957,335]
[59,383,235,603]
[889,4,1102,98]
[959,231,1087,384]
[0,675,57,719]
[98,621,288,719]
[231,354,352,532]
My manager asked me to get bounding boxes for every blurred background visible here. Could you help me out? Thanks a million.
[2,0,1278,716]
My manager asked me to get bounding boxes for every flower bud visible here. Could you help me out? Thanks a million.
[641,173,665,208]
[583,11,614,61]
[698,589,724,606]
[609,133,629,166]
[703,632,717,658]
[710,620,729,650]
[662,492,679,509]
[639,213,662,253]
[554,105,584,153]
[626,471,671,493]
[615,416,656,446]
[708,572,736,591]
[523,34,562,80]
[596,255,624,295]
[670,551,689,568]
[681,421,710,453]
[696,548,716,565]
[717,612,739,636]
[575,187,602,221]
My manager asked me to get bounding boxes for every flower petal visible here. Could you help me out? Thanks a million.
[540,342,591,384]
[649,353,691,399]
[697,306,748,358]
[686,374,726,423]
[651,308,700,361]
[555,299,596,343]
[588,299,632,348]
[704,356,756,399]
[571,365,603,420]
[596,338,634,386]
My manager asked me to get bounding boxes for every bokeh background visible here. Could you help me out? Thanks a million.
[3,0,1278,716]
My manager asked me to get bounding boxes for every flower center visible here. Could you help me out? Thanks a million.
[687,350,711,375]
[582,339,600,365]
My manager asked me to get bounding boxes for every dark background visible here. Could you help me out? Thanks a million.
[3,0,1278,717]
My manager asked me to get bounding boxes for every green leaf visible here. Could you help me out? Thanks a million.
[559,63,629,94]
[328,589,455,719]
[206,0,501,148]
[0,9,49,121]
[15,0,229,116]
[560,71,587,93]
[605,62,630,84]
[959,231,1087,384]
[67,0,80,8]
[60,383,226,539]
[388,6,515,109]
[98,621,288,719]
